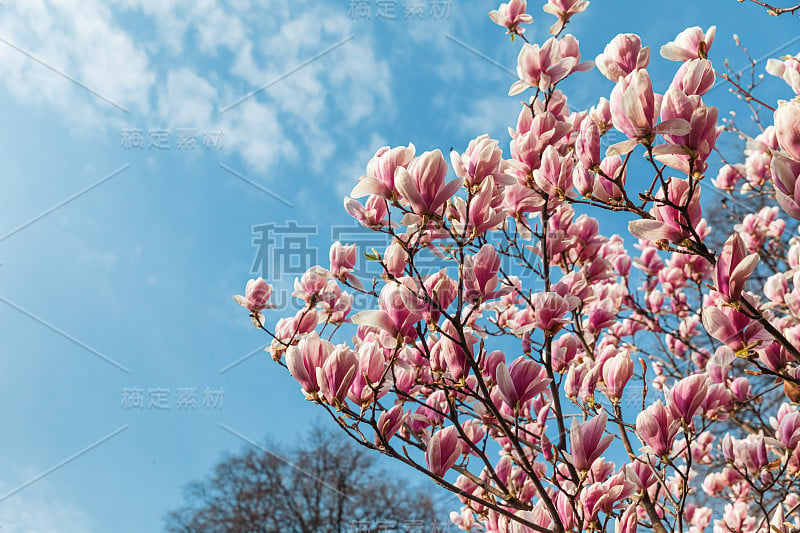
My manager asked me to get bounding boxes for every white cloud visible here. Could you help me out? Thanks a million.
[156,68,218,127]
[0,485,93,533]
[0,0,154,130]
[449,95,522,140]
[219,99,297,174]
[0,1,395,178]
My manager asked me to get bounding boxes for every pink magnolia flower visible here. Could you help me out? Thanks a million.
[735,205,786,251]
[774,100,800,162]
[509,36,592,95]
[344,194,389,228]
[317,345,358,407]
[722,434,772,476]
[581,473,635,527]
[715,234,759,301]
[587,456,615,483]
[233,277,274,312]
[554,490,577,530]
[450,134,509,188]
[268,309,319,358]
[542,0,589,34]
[671,58,715,95]
[432,322,475,382]
[574,158,625,204]
[533,145,574,197]
[609,69,656,140]
[602,352,634,402]
[383,240,407,279]
[348,340,387,407]
[450,509,478,531]
[395,150,461,215]
[352,278,425,342]
[685,505,713,531]
[391,360,416,395]
[628,178,701,243]
[766,53,800,95]
[576,117,601,169]
[560,34,595,76]
[293,266,330,303]
[758,341,789,372]
[464,244,501,303]
[552,334,579,372]
[565,361,600,403]
[525,291,577,334]
[702,305,771,352]
[461,419,486,452]
[329,241,357,277]
[350,143,415,199]
[719,502,757,532]
[423,268,457,322]
[636,400,680,456]
[625,454,657,490]
[448,177,506,237]
[317,281,354,324]
[730,376,751,403]
[712,163,744,190]
[609,70,690,152]
[658,88,720,170]
[285,333,335,397]
[495,357,551,411]
[595,33,650,82]
[590,97,613,132]
[776,411,800,449]
[614,505,638,533]
[660,25,716,61]
[568,411,614,471]
[703,382,733,414]
[744,147,773,190]
[503,184,545,226]
[510,110,571,170]
[706,346,735,383]
[666,374,708,422]
[488,0,533,37]
[425,426,463,476]
[375,404,405,446]
[480,349,506,383]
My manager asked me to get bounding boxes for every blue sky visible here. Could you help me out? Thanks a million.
[0,1,798,531]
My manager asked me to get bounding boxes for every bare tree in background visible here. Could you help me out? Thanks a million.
[164,428,447,533]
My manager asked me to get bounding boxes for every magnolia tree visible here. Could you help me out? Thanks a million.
[234,1,800,531]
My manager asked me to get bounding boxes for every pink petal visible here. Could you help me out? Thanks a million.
[628,219,681,241]
[352,310,398,336]
[351,177,387,198]
[654,118,691,135]
[606,139,638,156]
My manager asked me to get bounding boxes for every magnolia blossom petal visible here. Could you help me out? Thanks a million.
[350,177,386,198]
[606,139,638,157]
[629,219,684,242]
[351,310,398,336]
[653,118,691,135]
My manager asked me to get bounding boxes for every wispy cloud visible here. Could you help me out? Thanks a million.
[0,1,394,179]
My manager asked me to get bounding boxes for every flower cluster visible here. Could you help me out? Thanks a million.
[235,2,800,532]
